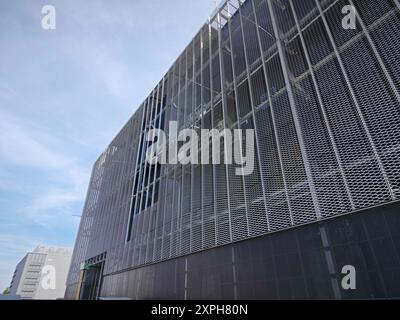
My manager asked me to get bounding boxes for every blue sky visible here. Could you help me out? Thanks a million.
[0,0,215,291]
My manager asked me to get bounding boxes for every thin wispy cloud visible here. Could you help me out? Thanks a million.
[0,109,73,170]
[0,0,213,291]
[0,83,16,100]
[0,108,89,226]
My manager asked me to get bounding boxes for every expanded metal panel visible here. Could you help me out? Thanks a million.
[302,17,334,66]
[314,58,391,208]
[293,74,352,217]
[318,0,336,10]
[324,0,361,47]
[255,104,292,230]
[67,0,400,297]
[191,165,203,252]
[273,90,316,225]
[250,67,268,107]
[232,28,247,78]
[241,118,268,236]
[180,165,192,255]
[265,54,286,95]
[161,174,175,259]
[242,11,261,67]
[273,0,296,35]
[202,164,216,249]
[352,0,396,26]
[145,206,157,263]
[214,160,231,246]
[292,0,317,23]
[285,36,308,78]
[170,168,182,258]
[227,135,248,241]
[254,0,276,54]
[237,80,253,118]
[370,12,400,100]
[341,35,399,195]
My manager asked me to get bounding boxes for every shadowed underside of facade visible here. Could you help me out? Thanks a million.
[65,0,400,300]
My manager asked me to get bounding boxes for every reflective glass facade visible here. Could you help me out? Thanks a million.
[66,0,400,299]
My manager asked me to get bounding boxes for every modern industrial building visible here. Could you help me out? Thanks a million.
[66,0,400,299]
[9,246,72,299]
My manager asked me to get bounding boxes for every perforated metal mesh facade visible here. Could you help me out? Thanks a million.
[66,0,400,299]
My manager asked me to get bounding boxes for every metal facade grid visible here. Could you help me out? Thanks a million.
[66,0,400,298]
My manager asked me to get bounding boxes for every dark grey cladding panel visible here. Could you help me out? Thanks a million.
[95,201,400,299]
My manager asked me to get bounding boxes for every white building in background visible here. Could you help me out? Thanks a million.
[9,246,72,299]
